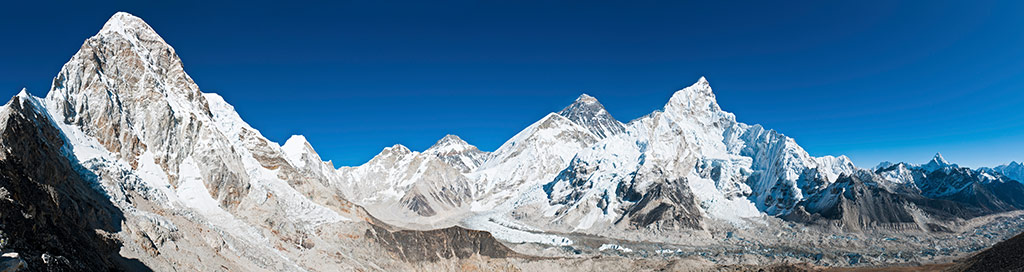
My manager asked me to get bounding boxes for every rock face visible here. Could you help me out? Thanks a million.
[6,11,1024,271]
[0,92,133,271]
[366,224,518,262]
[556,94,625,139]
[0,12,539,271]
[874,154,1024,217]
[46,12,251,208]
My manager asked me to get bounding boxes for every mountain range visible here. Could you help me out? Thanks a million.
[1,12,1023,271]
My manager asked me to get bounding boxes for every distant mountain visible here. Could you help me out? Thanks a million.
[556,94,625,139]
[982,161,1024,182]
[423,134,490,173]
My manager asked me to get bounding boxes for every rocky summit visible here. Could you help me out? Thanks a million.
[1,12,1023,272]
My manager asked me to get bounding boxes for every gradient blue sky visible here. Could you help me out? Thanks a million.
[1,1,1022,168]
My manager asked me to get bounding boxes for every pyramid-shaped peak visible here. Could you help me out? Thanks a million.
[921,152,956,172]
[438,134,467,144]
[664,76,721,116]
[931,152,949,165]
[557,93,624,139]
[560,94,607,114]
[427,134,479,154]
[16,88,30,99]
[100,12,156,35]
[574,93,598,103]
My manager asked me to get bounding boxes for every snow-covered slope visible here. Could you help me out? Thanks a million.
[336,144,474,227]
[469,113,601,209]
[984,161,1024,182]
[20,12,441,271]
[524,78,857,235]
[423,134,490,173]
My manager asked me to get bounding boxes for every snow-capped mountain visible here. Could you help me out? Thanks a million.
[869,154,1024,218]
[521,77,856,234]
[983,161,1024,182]
[335,144,474,227]
[557,94,625,139]
[469,112,601,209]
[5,11,1024,271]
[0,12,518,271]
[423,134,490,173]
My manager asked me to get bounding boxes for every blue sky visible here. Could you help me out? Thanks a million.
[1,1,1022,168]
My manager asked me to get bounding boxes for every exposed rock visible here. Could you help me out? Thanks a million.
[366,223,519,262]
[949,231,1024,272]
[0,93,140,270]
[557,94,625,139]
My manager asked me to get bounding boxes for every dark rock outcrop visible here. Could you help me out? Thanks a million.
[365,223,519,262]
[0,94,146,271]
[949,231,1024,272]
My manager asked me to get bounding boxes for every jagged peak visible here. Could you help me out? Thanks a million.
[696,76,709,85]
[921,152,957,172]
[11,88,41,109]
[426,134,476,154]
[384,144,412,154]
[283,135,311,150]
[560,93,606,113]
[665,76,721,114]
[16,88,29,99]
[574,93,598,103]
[557,93,624,139]
[98,12,161,40]
[930,152,950,165]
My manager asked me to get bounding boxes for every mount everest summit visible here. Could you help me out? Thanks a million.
[1,12,1023,271]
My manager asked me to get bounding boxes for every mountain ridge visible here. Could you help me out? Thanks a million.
[2,11,1024,271]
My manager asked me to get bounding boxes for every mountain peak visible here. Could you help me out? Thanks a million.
[697,76,709,85]
[426,134,475,154]
[424,134,490,172]
[574,93,598,103]
[663,76,725,123]
[557,94,624,139]
[932,152,949,165]
[99,12,158,38]
[16,88,29,99]
[922,152,956,172]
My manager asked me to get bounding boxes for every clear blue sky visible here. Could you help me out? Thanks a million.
[1,1,1022,168]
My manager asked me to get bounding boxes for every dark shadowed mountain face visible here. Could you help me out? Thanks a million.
[785,162,1024,233]
[950,231,1024,272]
[557,94,625,139]
[365,224,519,262]
[0,94,146,271]
[874,159,1024,217]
